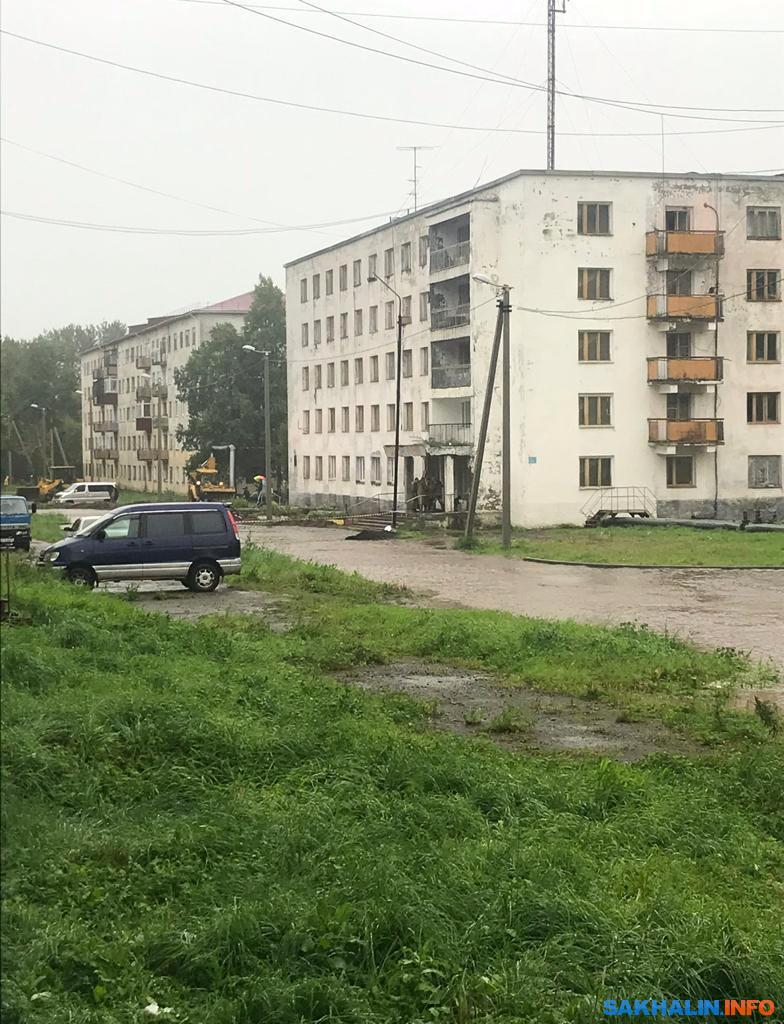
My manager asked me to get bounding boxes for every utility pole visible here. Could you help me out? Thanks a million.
[396,145,435,211]
[263,351,273,524]
[392,305,403,527]
[547,0,568,171]
[501,286,512,548]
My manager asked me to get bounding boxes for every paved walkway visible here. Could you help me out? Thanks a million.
[247,525,784,667]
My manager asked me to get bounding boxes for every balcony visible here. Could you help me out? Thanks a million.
[153,415,169,431]
[430,241,470,274]
[647,357,723,384]
[646,294,722,321]
[93,419,119,433]
[93,447,119,460]
[92,379,118,405]
[427,422,472,446]
[431,337,471,389]
[104,350,118,369]
[648,418,724,445]
[151,383,168,400]
[431,304,470,330]
[432,365,471,389]
[152,351,167,366]
[136,354,152,370]
[137,447,163,461]
[646,230,724,258]
[136,416,153,433]
[136,384,152,401]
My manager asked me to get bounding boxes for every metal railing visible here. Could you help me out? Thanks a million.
[580,486,657,520]
[648,418,724,444]
[430,240,470,274]
[137,447,163,461]
[427,422,473,445]
[646,294,723,320]
[645,229,724,257]
[647,357,723,383]
[94,419,119,433]
[136,354,152,370]
[136,384,152,401]
[93,447,119,460]
[431,303,471,330]
[431,364,471,389]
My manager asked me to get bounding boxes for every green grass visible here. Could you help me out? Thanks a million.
[31,513,69,543]
[2,556,783,1023]
[465,525,784,567]
[117,488,184,505]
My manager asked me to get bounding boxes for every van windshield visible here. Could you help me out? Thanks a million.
[78,511,115,535]
[0,497,28,515]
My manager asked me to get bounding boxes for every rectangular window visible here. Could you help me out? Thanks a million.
[328,455,336,480]
[747,332,780,363]
[386,403,396,431]
[402,349,412,378]
[370,404,380,431]
[402,295,412,323]
[313,273,321,299]
[339,312,348,339]
[301,322,309,347]
[385,352,395,380]
[354,357,364,384]
[385,300,395,330]
[355,405,364,432]
[419,234,429,267]
[300,278,308,302]
[314,409,323,433]
[578,331,611,362]
[578,267,612,300]
[353,259,362,287]
[370,354,379,381]
[747,269,781,301]
[747,207,781,240]
[315,456,323,481]
[368,253,377,278]
[667,393,692,420]
[421,402,429,430]
[342,455,350,481]
[665,207,691,231]
[419,291,430,322]
[341,406,350,432]
[302,366,309,391]
[356,456,365,483]
[666,455,695,487]
[339,264,348,291]
[402,402,413,431]
[328,407,336,433]
[747,392,780,423]
[326,315,335,343]
[401,242,412,272]
[666,332,692,358]
[749,455,782,488]
[313,319,322,346]
[371,456,381,485]
[325,269,333,295]
[578,394,612,426]
[387,456,395,485]
[577,202,611,235]
[420,346,429,375]
[303,456,310,480]
[666,269,692,296]
[579,456,612,488]
[314,364,322,389]
[354,309,363,336]
[340,360,349,386]
[327,362,335,387]
[369,305,378,333]
[384,248,394,277]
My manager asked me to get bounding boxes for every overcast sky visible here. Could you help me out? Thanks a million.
[2,0,782,338]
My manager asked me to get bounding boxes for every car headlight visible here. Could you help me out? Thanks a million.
[48,551,61,562]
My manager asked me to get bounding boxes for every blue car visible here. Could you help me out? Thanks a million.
[40,502,241,591]
[0,494,35,551]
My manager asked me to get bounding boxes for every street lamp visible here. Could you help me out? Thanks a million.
[30,403,49,477]
[368,272,405,528]
[242,344,273,523]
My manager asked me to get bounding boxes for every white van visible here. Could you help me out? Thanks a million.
[53,482,118,507]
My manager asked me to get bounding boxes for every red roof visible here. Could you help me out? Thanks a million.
[200,292,254,314]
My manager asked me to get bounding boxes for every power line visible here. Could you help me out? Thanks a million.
[3,31,783,134]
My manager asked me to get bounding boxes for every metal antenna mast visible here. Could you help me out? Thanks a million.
[396,145,435,211]
[547,0,567,170]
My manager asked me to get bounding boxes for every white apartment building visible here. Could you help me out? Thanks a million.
[80,293,252,494]
[285,169,783,526]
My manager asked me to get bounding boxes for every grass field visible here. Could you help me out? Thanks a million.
[2,551,783,1023]
[31,513,70,543]
[465,525,784,567]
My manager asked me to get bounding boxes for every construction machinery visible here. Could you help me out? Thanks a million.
[187,455,236,502]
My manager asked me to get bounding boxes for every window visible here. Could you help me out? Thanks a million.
[421,402,429,430]
[300,278,308,302]
[328,455,336,480]
[353,259,362,287]
[420,346,429,376]
[401,242,412,272]
[384,248,394,276]
[577,202,611,235]
[419,234,429,267]
[354,309,363,336]
[666,456,695,488]
[327,362,335,387]
[313,320,322,346]
[314,364,322,389]
[339,264,348,291]
[579,457,612,488]
[354,357,364,384]
[328,407,336,432]
[386,403,396,430]
[385,300,395,330]
[747,207,781,240]
[747,392,780,423]
[387,456,395,485]
[578,268,611,300]
[419,291,430,322]
[313,273,321,299]
[370,354,379,381]
[368,253,377,278]
[402,295,412,323]
[340,313,348,339]
[578,331,611,362]
[747,332,780,363]
[341,406,350,432]
[747,270,781,301]
[370,404,380,431]
[371,456,381,485]
[666,332,692,359]
[302,366,310,391]
[402,402,413,431]
[402,349,412,378]
[667,393,692,420]
[749,456,782,488]
[340,360,349,386]
[666,269,692,296]
[579,394,612,426]
[315,456,323,481]
[385,352,395,379]
[145,512,185,538]
[103,515,139,539]
[665,207,691,231]
[326,316,335,343]
[325,269,334,295]
[369,305,378,333]
[356,456,365,483]
[301,322,309,347]
[315,409,323,433]
[355,406,364,432]
[342,455,350,481]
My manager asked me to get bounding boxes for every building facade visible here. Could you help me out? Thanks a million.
[81,293,252,494]
[285,169,783,526]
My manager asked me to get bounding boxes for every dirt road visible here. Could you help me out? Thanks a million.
[246,525,784,667]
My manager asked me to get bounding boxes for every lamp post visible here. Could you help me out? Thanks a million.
[242,344,273,524]
[29,403,48,477]
[368,273,404,527]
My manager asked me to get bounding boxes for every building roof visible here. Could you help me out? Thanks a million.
[284,166,784,269]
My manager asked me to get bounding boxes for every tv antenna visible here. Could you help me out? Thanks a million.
[397,145,436,211]
[547,0,568,170]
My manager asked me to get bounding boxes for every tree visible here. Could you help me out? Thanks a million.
[174,275,287,486]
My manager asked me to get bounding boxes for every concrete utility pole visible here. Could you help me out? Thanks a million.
[368,272,404,527]
[501,286,512,548]
[547,0,568,171]
[263,350,273,524]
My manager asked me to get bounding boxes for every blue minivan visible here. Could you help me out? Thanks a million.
[1,494,35,551]
[40,502,241,591]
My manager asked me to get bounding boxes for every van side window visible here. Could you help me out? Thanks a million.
[189,511,226,534]
[88,484,111,493]
[144,513,186,538]
[103,516,139,539]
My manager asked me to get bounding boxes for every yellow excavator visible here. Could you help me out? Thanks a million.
[187,455,236,502]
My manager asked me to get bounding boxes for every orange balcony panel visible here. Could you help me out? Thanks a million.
[646,230,724,257]
[647,357,723,383]
[646,294,721,320]
[648,418,724,444]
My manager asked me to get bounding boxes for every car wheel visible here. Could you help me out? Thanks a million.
[67,566,96,588]
[187,560,221,593]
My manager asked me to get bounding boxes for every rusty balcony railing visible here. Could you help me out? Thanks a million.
[431,303,471,330]
[427,422,473,445]
[431,364,471,389]
[430,240,470,274]
[136,416,152,433]
[648,418,724,444]
[646,357,723,383]
[646,294,723,321]
[645,230,724,258]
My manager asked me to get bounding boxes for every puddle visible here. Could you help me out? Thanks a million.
[340,661,700,761]
[98,581,292,630]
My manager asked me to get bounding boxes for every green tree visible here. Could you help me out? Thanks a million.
[174,275,286,487]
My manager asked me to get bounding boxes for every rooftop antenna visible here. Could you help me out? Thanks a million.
[547,0,568,170]
[397,145,436,211]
